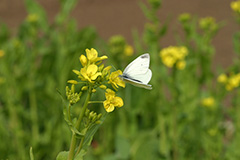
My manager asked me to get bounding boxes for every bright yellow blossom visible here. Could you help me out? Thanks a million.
[231,0,240,13]
[201,97,215,108]
[124,45,134,56]
[160,46,188,69]
[0,50,5,57]
[103,89,123,112]
[108,70,125,90]
[80,64,102,83]
[86,48,108,63]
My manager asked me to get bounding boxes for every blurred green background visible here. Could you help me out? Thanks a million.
[1,0,240,159]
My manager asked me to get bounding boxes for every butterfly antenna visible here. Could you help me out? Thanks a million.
[111,65,117,71]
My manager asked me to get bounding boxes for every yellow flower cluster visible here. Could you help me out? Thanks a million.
[201,97,215,109]
[199,17,218,31]
[231,0,240,13]
[218,73,240,91]
[178,13,191,23]
[68,48,125,112]
[124,45,134,57]
[159,46,188,70]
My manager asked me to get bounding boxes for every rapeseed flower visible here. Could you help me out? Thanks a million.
[85,48,108,64]
[218,72,240,91]
[199,17,218,31]
[124,45,134,56]
[108,70,125,90]
[160,46,188,69]
[103,89,123,112]
[231,0,240,13]
[201,97,215,108]
[80,64,102,83]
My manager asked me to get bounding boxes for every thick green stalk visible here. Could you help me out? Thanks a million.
[68,85,92,160]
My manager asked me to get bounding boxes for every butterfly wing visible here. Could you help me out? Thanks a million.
[122,69,152,89]
[123,53,150,76]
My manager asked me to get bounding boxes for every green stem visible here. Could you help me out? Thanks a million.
[88,101,103,104]
[67,85,92,160]
[172,67,178,160]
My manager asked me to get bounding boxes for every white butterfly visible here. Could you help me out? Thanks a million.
[120,53,152,90]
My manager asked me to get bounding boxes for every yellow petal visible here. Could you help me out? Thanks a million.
[87,64,98,75]
[91,72,102,80]
[67,80,78,84]
[86,48,98,62]
[79,55,87,66]
[114,97,124,107]
[73,70,80,75]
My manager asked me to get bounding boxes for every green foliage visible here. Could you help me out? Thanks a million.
[1,0,240,159]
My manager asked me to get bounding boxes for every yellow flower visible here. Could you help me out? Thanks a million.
[231,0,240,13]
[201,97,215,108]
[178,13,191,23]
[0,50,5,57]
[160,46,188,69]
[26,14,38,23]
[176,60,186,70]
[124,45,134,56]
[80,64,102,83]
[103,89,123,112]
[217,73,228,83]
[199,17,218,31]
[108,70,125,90]
[86,48,108,63]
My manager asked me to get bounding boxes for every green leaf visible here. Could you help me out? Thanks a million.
[56,151,69,160]
[56,0,78,24]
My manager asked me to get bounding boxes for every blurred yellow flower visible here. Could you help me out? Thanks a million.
[0,50,5,58]
[201,97,215,108]
[108,70,125,90]
[26,14,38,23]
[176,60,186,70]
[217,73,228,83]
[231,0,240,13]
[99,84,107,89]
[199,17,218,31]
[178,13,191,23]
[103,89,123,112]
[80,64,102,83]
[86,48,108,63]
[219,73,240,91]
[208,128,218,136]
[160,46,188,69]
[124,45,134,56]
